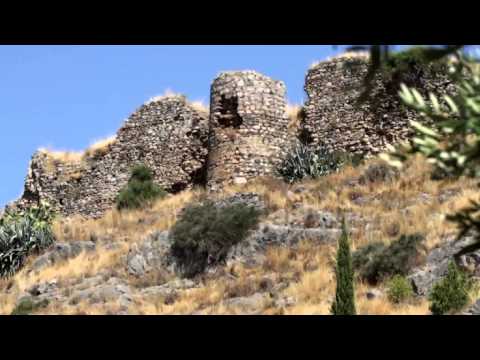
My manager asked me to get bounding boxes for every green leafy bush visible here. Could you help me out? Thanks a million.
[386,275,414,304]
[429,262,472,315]
[353,234,426,284]
[278,143,349,183]
[116,164,167,210]
[169,201,260,278]
[331,219,356,315]
[11,297,49,315]
[0,202,56,278]
[352,242,386,272]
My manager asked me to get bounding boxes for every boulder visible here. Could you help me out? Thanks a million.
[30,241,96,272]
[409,236,479,296]
[126,231,173,277]
[223,293,269,314]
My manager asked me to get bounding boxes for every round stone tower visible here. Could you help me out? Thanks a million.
[207,71,289,190]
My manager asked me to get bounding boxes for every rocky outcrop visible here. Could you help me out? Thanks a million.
[409,236,480,296]
[29,241,96,273]
[126,230,173,277]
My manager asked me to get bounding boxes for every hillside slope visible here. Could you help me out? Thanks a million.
[1,156,479,315]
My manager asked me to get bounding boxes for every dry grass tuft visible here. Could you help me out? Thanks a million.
[83,135,116,159]
[190,100,209,115]
[38,148,83,164]
[286,104,303,135]
[145,89,184,105]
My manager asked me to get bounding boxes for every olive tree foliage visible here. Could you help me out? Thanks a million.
[377,47,480,251]
[346,45,465,103]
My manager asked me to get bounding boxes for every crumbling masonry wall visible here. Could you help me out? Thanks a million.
[8,57,461,219]
[207,71,290,190]
[15,96,209,218]
[302,54,455,155]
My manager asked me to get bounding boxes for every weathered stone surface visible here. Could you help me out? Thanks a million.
[304,210,338,229]
[207,71,291,191]
[223,293,269,313]
[303,53,454,156]
[12,96,209,218]
[126,231,172,277]
[408,236,479,296]
[227,223,340,264]
[29,241,96,272]
[215,192,266,213]
[8,59,459,220]
[365,289,384,300]
[69,277,133,305]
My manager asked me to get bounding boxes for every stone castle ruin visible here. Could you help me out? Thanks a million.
[303,53,454,154]
[15,95,209,218]
[10,53,455,218]
[207,71,290,190]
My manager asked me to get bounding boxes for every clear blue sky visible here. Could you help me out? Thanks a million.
[2,45,477,208]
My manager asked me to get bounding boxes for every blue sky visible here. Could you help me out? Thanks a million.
[2,45,477,208]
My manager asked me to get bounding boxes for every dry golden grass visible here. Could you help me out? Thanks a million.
[38,148,84,163]
[286,104,303,135]
[53,189,198,244]
[145,89,184,105]
[190,100,209,115]
[4,153,480,315]
[83,135,116,159]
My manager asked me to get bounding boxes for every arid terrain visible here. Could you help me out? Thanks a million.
[2,154,479,315]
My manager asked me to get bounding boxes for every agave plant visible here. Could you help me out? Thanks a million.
[278,143,348,183]
[0,202,55,278]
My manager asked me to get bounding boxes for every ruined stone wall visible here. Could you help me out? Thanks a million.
[302,54,455,155]
[207,71,290,190]
[6,56,462,219]
[14,96,209,218]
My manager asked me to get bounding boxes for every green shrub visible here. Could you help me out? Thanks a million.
[387,275,414,304]
[429,262,472,315]
[0,202,56,278]
[11,297,49,315]
[169,201,260,278]
[278,143,348,183]
[116,164,166,210]
[352,242,386,272]
[353,234,426,284]
[331,218,356,315]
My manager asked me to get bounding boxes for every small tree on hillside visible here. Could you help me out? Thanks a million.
[331,218,356,315]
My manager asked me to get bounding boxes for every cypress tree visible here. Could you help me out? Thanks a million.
[331,217,356,315]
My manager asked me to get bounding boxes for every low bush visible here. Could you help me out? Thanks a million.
[358,163,398,185]
[0,202,56,278]
[169,201,260,278]
[278,143,349,183]
[429,262,472,315]
[386,275,414,304]
[116,164,166,210]
[11,297,49,315]
[353,234,426,284]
